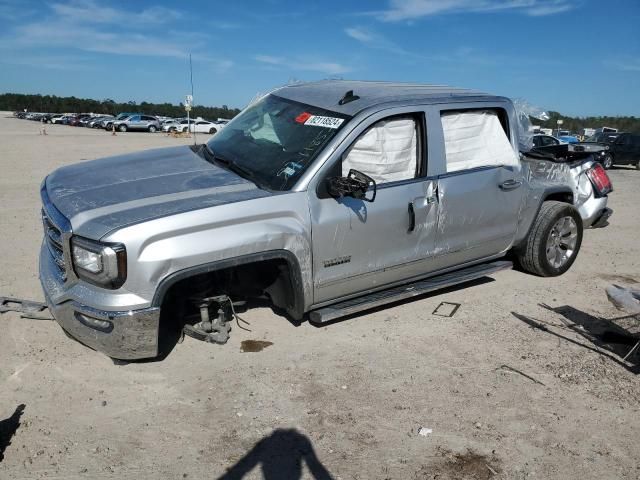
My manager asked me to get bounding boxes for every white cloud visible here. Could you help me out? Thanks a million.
[344,26,413,56]
[254,55,351,75]
[605,57,640,72]
[376,0,577,21]
[49,0,182,25]
[345,27,377,44]
[0,1,231,71]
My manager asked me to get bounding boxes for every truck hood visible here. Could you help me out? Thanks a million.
[45,145,274,239]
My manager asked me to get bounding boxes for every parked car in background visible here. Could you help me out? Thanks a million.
[575,132,640,169]
[50,114,66,124]
[78,116,95,127]
[558,135,579,144]
[583,132,621,145]
[88,116,114,128]
[161,119,182,132]
[112,115,161,132]
[69,114,92,126]
[605,133,640,169]
[190,119,224,134]
[532,134,562,147]
[174,119,195,132]
[102,113,141,130]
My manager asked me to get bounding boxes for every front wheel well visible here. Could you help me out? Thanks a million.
[156,254,304,327]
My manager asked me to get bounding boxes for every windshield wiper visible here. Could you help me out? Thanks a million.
[203,145,265,190]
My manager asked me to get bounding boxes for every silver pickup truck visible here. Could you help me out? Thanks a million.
[39,81,613,360]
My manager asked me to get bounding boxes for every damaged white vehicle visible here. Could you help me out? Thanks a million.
[39,81,612,360]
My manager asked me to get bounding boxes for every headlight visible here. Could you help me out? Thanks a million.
[71,236,127,289]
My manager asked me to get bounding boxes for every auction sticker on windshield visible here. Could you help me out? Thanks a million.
[304,115,344,129]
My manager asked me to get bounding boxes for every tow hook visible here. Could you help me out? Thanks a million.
[182,295,247,344]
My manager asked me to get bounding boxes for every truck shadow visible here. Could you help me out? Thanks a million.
[0,404,26,463]
[216,428,334,480]
[511,305,639,374]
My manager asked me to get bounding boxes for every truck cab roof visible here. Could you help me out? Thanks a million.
[274,80,503,116]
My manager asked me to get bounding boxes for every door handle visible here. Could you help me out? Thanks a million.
[407,202,415,233]
[499,179,523,190]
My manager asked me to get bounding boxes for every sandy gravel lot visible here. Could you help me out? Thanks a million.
[0,113,638,480]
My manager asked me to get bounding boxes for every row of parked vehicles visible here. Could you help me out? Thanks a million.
[13,111,228,134]
[532,132,640,169]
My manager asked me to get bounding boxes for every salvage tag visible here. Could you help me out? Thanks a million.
[304,115,344,129]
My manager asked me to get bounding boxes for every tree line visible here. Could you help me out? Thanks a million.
[0,93,242,120]
[535,111,639,134]
[1,93,638,133]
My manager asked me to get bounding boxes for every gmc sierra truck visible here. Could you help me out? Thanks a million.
[39,80,612,360]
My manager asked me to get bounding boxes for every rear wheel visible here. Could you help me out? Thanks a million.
[148,125,157,133]
[517,201,583,277]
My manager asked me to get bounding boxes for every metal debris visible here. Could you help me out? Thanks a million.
[432,301,461,317]
[0,297,53,320]
[497,364,545,386]
[605,284,640,361]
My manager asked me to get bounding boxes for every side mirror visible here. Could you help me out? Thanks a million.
[326,169,377,202]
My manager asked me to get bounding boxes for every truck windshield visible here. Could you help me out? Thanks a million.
[206,94,351,191]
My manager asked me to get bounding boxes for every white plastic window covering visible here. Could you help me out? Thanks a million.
[342,118,417,184]
[441,110,518,173]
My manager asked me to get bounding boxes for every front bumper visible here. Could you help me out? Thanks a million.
[40,239,161,360]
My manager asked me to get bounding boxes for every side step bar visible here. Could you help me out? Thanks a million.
[309,260,513,324]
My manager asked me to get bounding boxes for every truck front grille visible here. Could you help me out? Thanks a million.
[42,210,67,281]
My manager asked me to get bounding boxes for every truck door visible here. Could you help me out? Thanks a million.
[615,134,634,164]
[434,108,524,265]
[310,113,440,304]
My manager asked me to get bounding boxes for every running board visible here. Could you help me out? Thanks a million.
[309,260,513,324]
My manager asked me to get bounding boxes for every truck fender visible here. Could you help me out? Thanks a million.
[150,250,306,320]
[514,186,574,249]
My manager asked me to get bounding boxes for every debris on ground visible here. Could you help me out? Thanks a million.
[432,301,461,317]
[0,296,53,320]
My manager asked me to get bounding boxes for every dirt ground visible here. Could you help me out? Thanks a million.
[0,113,638,480]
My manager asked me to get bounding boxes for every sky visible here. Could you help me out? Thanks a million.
[0,0,638,117]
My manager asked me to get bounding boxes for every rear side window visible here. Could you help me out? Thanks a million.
[440,109,517,173]
[142,116,155,121]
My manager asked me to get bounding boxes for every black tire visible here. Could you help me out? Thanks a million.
[118,124,127,132]
[602,153,613,169]
[169,127,176,133]
[148,125,157,133]
[209,127,217,134]
[517,201,583,277]
[182,127,188,133]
